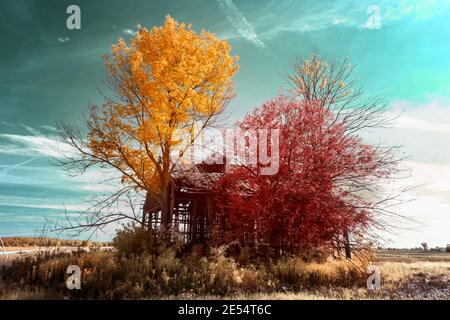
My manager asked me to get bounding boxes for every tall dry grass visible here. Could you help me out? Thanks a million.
[0,250,371,299]
[271,256,368,290]
[0,226,376,300]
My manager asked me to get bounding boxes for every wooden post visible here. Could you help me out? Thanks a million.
[190,200,198,242]
[141,211,147,229]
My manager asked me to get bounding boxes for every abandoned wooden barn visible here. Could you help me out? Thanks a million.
[142,160,225,243]
[141,159,354,258]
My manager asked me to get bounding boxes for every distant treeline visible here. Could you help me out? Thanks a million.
[1,237,111,247]
[377,247,449,252]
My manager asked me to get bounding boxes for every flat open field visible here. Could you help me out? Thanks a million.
[0,246,112,267]
[179,250,450,300]
[376,250,450,262]
[0,248,448,300]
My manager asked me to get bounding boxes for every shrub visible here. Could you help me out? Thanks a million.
[113,224,183,259]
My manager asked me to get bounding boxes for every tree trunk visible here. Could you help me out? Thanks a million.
[344,231,352,259]
[160,182,174,229]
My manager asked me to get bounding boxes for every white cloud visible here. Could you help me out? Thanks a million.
[21,123,41,135]
[217,0,271,54]
[389,99,450,133]
[80,184,118,192]
[394,116,450,133]
[362,98,450,247]
[364,98,450,163]
[385,160,450,205]
[253,1,361,39]
[383,0,450,22]
[40,125,58,133]
[374,161,450,248]
[1,121,15,128]
[122,29,136,36]
[0,129,123,193]
[70,167,121,193]
[0,134,75,158]
[377,193,450,248]
[223,0,450,41]
[0,157,38,179]
[58,37,70,43]
[1,202,90,212]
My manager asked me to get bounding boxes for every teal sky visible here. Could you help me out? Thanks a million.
[1,0,449,247]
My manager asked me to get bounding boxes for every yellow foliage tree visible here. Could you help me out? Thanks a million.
[62,16,239,228]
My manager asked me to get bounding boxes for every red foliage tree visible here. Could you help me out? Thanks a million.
[213,96,396,254]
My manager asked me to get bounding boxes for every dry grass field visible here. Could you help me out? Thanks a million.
[1,246,447,300]
[245,250,449,300]
[178,251,449,300]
